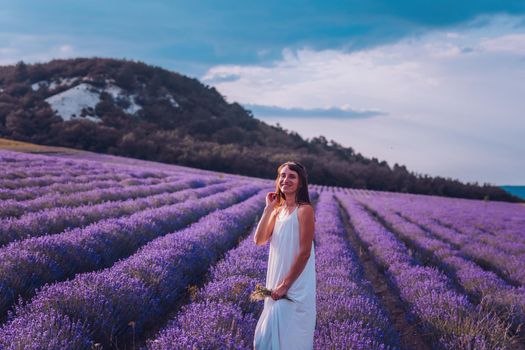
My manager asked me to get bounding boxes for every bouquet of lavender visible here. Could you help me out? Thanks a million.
[250,284,295,302]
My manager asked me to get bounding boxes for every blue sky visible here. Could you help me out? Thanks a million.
[1,1,524,185]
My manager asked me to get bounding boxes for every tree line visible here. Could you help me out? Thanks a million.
[0,58,520,202]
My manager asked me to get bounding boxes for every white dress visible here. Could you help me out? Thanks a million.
[253,205,316,350]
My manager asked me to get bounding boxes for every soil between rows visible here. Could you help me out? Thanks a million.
[335,196,432,350]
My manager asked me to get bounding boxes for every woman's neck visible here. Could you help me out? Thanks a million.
[283,194,297,207]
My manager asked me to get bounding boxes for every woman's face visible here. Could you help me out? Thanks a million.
[279,165,300,195]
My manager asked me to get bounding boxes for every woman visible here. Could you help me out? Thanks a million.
[253,161,316,350]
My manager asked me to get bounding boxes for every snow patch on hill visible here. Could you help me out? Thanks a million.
[43,81,143,121]
[104,84,142,114]
[45,83,101,122]
[35,76,179,122]
[164,94,180,108]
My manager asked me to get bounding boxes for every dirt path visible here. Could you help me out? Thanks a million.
[335,197,432,350]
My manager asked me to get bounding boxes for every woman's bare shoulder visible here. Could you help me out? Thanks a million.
[297,203,314,216]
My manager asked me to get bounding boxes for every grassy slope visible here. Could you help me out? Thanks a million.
[0,137,81,153]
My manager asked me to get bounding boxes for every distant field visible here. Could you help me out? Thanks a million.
[0,144,524,349]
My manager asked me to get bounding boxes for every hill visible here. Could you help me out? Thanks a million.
[0,57,520,202]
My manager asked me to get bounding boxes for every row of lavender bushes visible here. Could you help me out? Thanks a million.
[387,195,525,263]
[0,166,111,179]
[0,170,132,190]
[312,192,399,349]
[346,188,525,247]
[0,149,176,177]
[382,194,525,286]
[0,162,166,182]
[146,191,399,350]
[425,196,525,243]
[344,189,525,284]
[0,149,186,190]
[0,158,129,179]
[0,149,235,185]
[0,188,270,349]
[337,193,521,349]
[0,174,189,218]
[146,225,266,349]
[0,176,165,201]
[0,182,260,318]
[355,193,525,340]
[0,177,220,245]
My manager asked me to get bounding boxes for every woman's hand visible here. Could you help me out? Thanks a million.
[271,281,290,300]
[265,192,278,211]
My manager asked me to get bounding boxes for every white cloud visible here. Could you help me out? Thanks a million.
[446,32,463,39]
[479,34,525,54]
[58,44,74,54]
[202,14,525,185]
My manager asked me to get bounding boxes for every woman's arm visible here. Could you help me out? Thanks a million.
[253,192,279,246]
[271,204,315,300]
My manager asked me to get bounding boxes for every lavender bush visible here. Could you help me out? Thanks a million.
[354,193,525,337]
[0,189,268,349]
[0,182,260,318]
[0,177,223,245]
[147,191,398,350]
[337,193,520,349]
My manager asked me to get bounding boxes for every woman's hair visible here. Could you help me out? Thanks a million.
[274,161,311,207]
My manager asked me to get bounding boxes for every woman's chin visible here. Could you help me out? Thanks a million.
[281,188,297,195]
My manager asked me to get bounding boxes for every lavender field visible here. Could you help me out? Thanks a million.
[0,149,524,350]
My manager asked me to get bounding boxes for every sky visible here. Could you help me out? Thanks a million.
[0,1,524,185]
